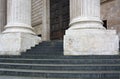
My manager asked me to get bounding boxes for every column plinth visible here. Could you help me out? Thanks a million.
[0,0,41,55]
[64,0,119,55]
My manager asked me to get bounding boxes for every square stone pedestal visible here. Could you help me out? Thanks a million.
[0,33,41,55]
[64,29,119,55]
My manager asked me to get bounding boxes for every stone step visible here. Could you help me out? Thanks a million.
[34,41,63,47]
[32,44,63,47]
[0,76,115,79]
[0,55,120,59]
[0,68,119,78]
[22,52,63,55]
[33,44,63,48]
[33,43,63,46]
[28,46,63,50]
[21,52,63,56]
[0,62,119,66]
[30,47,63,51]
[26,49,63,53]
[29,48,63,52]
[0,59,119,64]
[0,63,119,71]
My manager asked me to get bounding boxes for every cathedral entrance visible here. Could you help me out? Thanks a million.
[50,0,70,40]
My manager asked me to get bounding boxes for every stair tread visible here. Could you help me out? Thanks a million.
[0,65,119,71]
[0,58,120,60]
[0,55,120,59]
[0,63,119,66]
[0,68,119,73]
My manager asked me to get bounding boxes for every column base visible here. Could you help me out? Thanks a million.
[0,33,41,55]
[3,23,35,35]
[64,29,119,55]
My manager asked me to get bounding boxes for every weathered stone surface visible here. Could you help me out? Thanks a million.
[33,24,42,35]
[101,0,120,35]
[64,29,119,55]
[0,33,41,55]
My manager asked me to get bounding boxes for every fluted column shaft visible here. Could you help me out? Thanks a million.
[0,0,6,33]
[69,0,104,29]
[3,0,35,34]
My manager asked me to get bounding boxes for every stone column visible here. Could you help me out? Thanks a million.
[64,0,119,55]
[0,0,6,33]
[0,0,41,55]
[69,0,104,30]
[3,0,34,34]
[42,0,50,41]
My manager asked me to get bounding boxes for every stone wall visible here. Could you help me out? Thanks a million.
[32,0,43,35]
[101,0,120,36]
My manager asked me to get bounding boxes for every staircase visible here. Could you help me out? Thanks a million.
[0,40,119,79]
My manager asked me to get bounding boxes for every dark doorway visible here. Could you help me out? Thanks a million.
[50,0,70,40]
[103,20,107,29]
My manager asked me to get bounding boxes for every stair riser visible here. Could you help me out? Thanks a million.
[34,45,63,47]
[0,56,120,59]
[34,45,63,48]
[29,48,63,51]
[0,65,120,71]
[26,50,63,53]
[34,43,63,46]
[22,52,63,55]
[0,60,119,64]
[0,71,119,78]
[22,53,63,56]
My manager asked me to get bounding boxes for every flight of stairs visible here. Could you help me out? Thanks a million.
[0,40,119,79]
